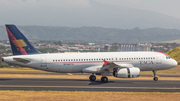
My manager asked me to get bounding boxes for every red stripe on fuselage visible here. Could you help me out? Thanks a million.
[47,60,133,64]
[154,51,169,56]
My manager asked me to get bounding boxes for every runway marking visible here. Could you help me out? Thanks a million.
[0,85,180,90]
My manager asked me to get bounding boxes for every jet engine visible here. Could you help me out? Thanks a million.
[113,67,140,78]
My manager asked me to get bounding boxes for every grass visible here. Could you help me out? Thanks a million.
[0,67,180,101]
[1,65,180,74]
[0,68,43,71]
[141,65,180,74]
[0,65,180,80]
[0,91,180,101]
[0,74,180,80]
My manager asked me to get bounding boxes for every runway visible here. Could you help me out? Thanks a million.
[0,78,180,92]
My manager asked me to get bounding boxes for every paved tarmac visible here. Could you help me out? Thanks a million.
[0,78,180,92]
[1,71,180,77]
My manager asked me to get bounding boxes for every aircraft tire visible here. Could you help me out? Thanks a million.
[89,75,96,81]
[101,77,108,82]
[153,77,158,81]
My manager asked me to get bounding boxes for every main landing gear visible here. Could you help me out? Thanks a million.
[101,76,108,82]
[153,70,158,81]
[89,74,108,82]
[89,74,96,81]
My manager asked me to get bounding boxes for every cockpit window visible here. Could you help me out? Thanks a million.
[166,56,171,59]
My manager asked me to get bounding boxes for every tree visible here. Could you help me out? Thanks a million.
[37,48,58,53]
[53,41,62,46]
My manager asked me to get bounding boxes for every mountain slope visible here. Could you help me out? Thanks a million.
[167,47,180,64]
[1,26,180,43]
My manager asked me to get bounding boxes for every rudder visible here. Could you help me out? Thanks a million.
[5,24,40,55]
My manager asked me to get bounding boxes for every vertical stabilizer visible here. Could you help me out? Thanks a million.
[5,24,40,55]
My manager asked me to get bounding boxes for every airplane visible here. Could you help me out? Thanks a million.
[2,24,178,82]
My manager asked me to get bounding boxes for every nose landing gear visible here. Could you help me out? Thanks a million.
[153,70,158,81]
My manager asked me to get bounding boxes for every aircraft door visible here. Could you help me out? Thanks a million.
[151,55,162,70]
[156,55,162,64]
[41,56,47,67]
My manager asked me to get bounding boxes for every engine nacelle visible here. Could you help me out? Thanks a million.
[113,67,140,78]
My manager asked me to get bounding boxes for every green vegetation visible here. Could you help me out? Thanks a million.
[53,41,62,46]
[37,48,58,53]
[0,45,5,49]
[0,62,9,68]
[0,56,9,68]
[167,46,180,63]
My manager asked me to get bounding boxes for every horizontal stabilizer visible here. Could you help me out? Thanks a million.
[13,58,31,64]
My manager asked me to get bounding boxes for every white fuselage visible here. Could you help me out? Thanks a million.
[3,51,177,73]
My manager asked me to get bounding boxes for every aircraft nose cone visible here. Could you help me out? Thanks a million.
[172,59,178,67]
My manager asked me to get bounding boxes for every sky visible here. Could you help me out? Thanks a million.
[97,0,180,18]
[0,0,180,26]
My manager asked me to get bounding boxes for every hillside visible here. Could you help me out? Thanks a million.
[1,26,180,43]
[167,47,180,63]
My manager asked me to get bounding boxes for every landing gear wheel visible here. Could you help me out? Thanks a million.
[154,77,158,81]
[89,75,96,81]
[101,77,108,82]
[152,70,158,81]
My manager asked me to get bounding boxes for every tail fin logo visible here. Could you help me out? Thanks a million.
[6,26,28,55]
[5,24,40,55]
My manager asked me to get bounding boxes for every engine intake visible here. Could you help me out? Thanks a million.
[2,58,4,62]
[113,67,140,78]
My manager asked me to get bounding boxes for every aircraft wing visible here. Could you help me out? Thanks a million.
[98,60,134,73]
[82,60,134,74]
